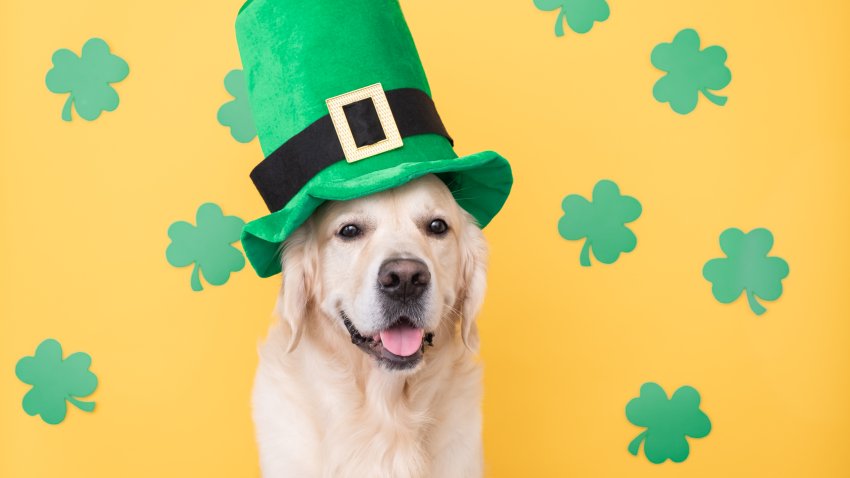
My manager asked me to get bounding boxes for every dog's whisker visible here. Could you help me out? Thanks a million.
[447,193,485,202]
[444,304,462,319]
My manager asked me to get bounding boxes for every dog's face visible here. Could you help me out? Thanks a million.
[279,174,488,372]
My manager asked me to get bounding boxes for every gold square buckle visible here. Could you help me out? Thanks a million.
[326,83,404,163]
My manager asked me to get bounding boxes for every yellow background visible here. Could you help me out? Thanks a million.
[2,0,849,476]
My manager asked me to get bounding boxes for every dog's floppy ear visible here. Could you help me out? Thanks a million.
[277,223,318,353]
[458,214,489,353]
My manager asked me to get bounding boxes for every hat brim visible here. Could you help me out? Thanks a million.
[241,136,512,277]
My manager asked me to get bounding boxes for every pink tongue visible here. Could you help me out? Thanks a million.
[379,325,424,357]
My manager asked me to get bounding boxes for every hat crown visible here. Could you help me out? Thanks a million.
[236,0,432,156]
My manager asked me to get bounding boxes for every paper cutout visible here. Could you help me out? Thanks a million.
[217,69,257,143]
[533,0,610,36]
[166,203,246,291]
[652,29,731,114]
[45,38,129,121]
[558,180,642,266]
[626,382,711,464]
[15,339,98,425]
[703,228,789,315]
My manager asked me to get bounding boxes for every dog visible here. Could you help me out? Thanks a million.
[252,173,490,477]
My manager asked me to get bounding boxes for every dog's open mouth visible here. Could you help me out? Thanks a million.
[341,311,434,370]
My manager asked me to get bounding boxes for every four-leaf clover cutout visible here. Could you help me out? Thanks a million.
[15,339,98,425]
[534,0,610,36]
[626,382,711,463]
[166,203,246,291]
[652,29,732,114]
[703,228,789,315]
[558,180,642,266]
[217,69,257,143]
[45,38,130,121]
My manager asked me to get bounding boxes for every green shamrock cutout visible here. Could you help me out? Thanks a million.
[45,38,129,121]
[15,339,98,425]
[703,228,789,315]
[651,29,731,115]
[166,203,246,291]
[217,69,257,143]
[533,0,610,36]
[626,382,711,464]
[558,180,642,266]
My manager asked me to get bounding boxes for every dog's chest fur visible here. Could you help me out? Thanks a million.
[252,321,483,478]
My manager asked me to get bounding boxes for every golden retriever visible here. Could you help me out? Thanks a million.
[252,174,489,477]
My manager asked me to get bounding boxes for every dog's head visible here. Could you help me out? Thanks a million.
[277,174,488,371]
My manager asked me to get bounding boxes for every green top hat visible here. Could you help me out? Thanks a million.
[236,0,513,277]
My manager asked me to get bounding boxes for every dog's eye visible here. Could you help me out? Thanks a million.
[338,224,361,239]
[428,219,449,236]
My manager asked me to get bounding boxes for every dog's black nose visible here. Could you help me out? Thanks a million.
[377,258,430,301]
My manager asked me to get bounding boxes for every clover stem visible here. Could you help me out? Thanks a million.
[579,241,592,267]
[190,263,203,291]
[628,431,647,456]
[701,88,728,107]
[61,95,74,121]
[554,10,566,37]
[67,396,95,412]
[746,289,766,315]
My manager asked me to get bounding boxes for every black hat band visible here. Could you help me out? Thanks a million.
[250,88,453,213]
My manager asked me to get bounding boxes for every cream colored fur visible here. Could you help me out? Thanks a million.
[252,175,489,477]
